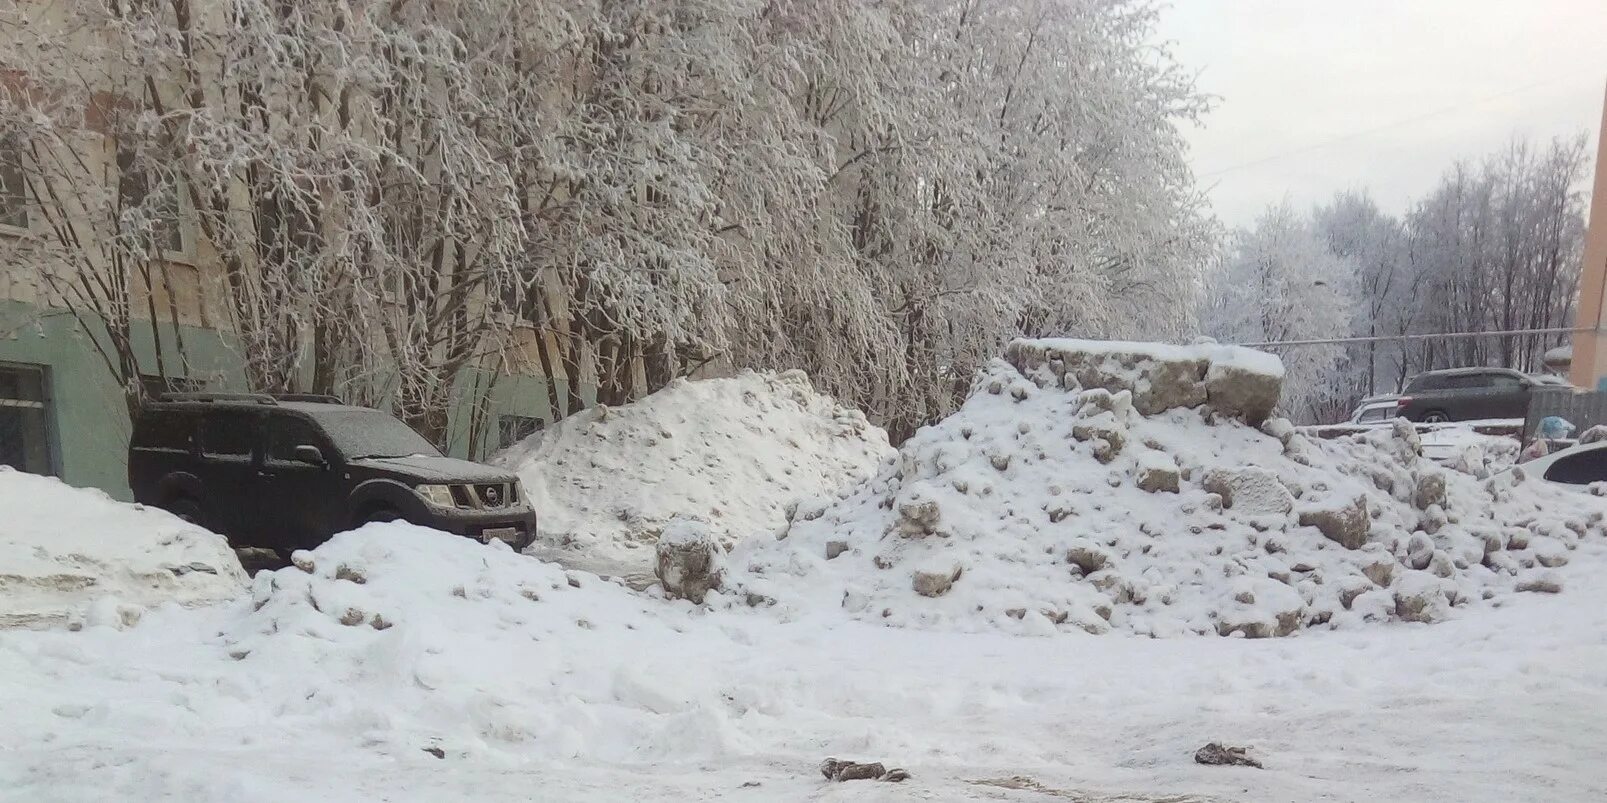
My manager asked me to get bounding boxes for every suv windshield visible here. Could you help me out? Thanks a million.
[309,409,441,459]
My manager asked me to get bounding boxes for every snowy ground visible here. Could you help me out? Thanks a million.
[4,525,1606,802]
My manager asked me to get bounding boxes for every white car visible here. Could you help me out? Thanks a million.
[1347,396,1402,425]
[1518,441,1607,489]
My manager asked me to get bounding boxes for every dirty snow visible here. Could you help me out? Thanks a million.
[727,355,1607,638]
[0,468,246,629]
[3,524,1607,801]
[493,371,891,585]
[1019,337,1285,380]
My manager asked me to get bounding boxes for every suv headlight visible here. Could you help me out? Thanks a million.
[415,484,458,508]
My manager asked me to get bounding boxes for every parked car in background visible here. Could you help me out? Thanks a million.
[129,393,537,561]
[1347,395,1402,425]
[1395,367,1546,423]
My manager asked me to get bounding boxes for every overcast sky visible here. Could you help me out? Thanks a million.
[1156,0,1607,227]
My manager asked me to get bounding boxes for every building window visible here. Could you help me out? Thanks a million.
[498,414,544,449]
[117,146,194,261]
[0,134,28,233]
[0,363,55,475]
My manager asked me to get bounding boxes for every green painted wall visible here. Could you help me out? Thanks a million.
[0,299,582,498]
[0,300,242,499]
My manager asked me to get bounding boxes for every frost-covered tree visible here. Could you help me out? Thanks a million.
[1313,191,1405,400]
[1403,137,1588,376]
[1204,202,1356,422]
[1,0,1214,442]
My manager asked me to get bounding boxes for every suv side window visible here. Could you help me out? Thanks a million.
[1407,375,1440,392]
[201,411,259,459]
[1487,373,1525,389]
[131,410,196,452]
[1542,447,1607,485]
[267,415,330,463]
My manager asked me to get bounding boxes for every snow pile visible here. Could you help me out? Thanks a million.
[727,339,1607,637]
[495,370,892,584]
[0,468,246,629]
[1418,426,1520,474]
[213,524,770,764]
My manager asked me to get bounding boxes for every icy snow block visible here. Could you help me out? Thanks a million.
[1005,339,1207,416]
[1201,467,1293,515]
[1297,497,1370,550]
[654,519,724,604]
[1204,360,1281,426]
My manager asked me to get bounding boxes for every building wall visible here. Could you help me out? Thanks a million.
[1568,85,1607,390]
[0,298,241,498]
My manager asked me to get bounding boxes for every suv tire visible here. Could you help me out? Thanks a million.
[363,506,401,524]
[1420,410,1450,424]
[167,496,207,527]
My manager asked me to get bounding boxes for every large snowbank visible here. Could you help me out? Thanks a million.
[494,371,892,585]
[0,468,246,629]
[5,523,1607,801]
[726,341,1607,637]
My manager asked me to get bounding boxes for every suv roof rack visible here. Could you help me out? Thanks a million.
[273,393,343,404]
[156,392,277,405]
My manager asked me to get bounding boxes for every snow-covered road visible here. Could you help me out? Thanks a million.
[4,528,1606,802]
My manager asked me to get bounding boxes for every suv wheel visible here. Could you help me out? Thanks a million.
[168,496,207,527]
[1420,410,1450,424]
[364,506,401,524]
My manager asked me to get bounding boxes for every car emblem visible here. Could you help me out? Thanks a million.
[485,486,499,503]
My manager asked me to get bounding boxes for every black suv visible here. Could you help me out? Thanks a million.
[129,393,536,556]
[1396,367,1541,423]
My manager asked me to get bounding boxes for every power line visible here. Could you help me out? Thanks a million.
[1241,326,1588,349]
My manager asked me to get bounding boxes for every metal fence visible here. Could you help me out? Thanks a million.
[1524,387,1607,441]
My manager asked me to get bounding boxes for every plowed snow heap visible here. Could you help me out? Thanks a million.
[0,469,247,629]
[496,371,892,584]
[728,339,1605,637]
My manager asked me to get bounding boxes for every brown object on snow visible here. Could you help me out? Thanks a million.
[820,757,910,782]
[1194,742,1262,769]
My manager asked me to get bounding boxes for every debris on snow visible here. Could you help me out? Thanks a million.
[724,339,1607,637]
[494,370,891,586]
[820,758,910,783]
[1194,742,1263,769]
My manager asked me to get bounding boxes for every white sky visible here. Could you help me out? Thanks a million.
[1156,0,1607,227]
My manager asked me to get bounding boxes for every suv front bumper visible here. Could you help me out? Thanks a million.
[420,507,538,551]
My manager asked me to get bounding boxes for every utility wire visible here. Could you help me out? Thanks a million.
[1241,325,1590,349]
